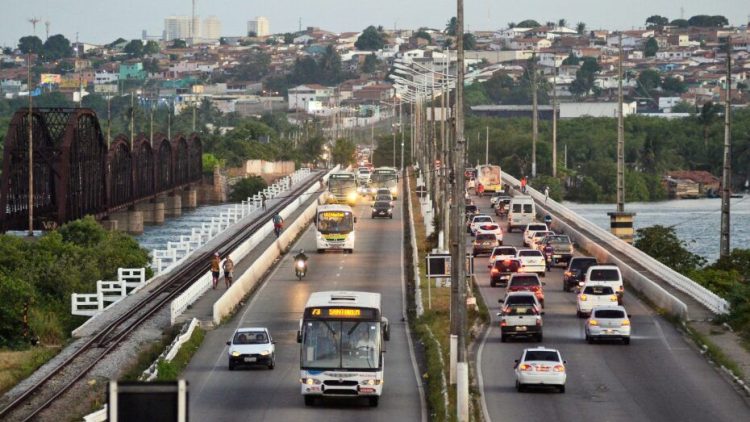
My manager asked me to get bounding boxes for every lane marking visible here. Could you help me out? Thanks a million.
[476,320,493,422]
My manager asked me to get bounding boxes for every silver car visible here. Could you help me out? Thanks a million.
[585,306,631,345]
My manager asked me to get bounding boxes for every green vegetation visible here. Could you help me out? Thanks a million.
[0,346,60,395]
[331,138,356,166]
[355,26,386,51]
[229,176,268,202]
[633,226,750,342]
[0,216,151,348]
[155,327,206,381]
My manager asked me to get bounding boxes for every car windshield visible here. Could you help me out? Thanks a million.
[548,236,571,243]
[477,234,496,242]
[474,216,492,223]
[570,258,597,270]
[301,320,381,370]
[505,295,536,305]
[374,201,391,208]
[583,285,614,295]
[466,206,478,213]
[511,276,540,286]
[527,225,547,232]
[594,309,626,319]
[589,269,620,281]
[493,248,516,256]
[495,260,521,271]
[375,195,391,201]
[233,331,268,344]
[480,224,499,230]
[518,250,542,257]
[533,231,551,238]
[507,305,536,315]
[524,350,560,362]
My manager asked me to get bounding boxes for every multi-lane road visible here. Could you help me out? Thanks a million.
[183,198,425,421]
[471,193,750,421]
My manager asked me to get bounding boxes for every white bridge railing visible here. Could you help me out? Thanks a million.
[70,168,312,319]
[502,172,729,315]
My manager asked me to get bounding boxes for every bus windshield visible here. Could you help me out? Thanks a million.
[301,320,381,370]
[370,171,397,186]
[318,211,354,233]
[329,179,356,194]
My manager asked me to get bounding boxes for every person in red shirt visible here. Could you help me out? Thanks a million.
[520,176,527,193]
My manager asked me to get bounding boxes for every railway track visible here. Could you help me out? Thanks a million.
[0,172,323,421]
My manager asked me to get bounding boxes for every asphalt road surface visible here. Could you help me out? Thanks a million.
[184,198,424,422]
[472,193,750,421]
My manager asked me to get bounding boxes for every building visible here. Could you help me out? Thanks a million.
[287,84,333,110]
[164,16,191,41]
[119,62,146,80]
[203,16,221,40]
[248,16,270,37]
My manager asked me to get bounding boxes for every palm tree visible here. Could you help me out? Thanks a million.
[698,102,718,152]
[576,22,587,35]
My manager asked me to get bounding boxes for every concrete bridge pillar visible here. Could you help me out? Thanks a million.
[166,194,182,217]
[108,209,144,235]
[608,212,636,244]
[136,201,165,225]
[127,210,144,234]
[181,188,198,209]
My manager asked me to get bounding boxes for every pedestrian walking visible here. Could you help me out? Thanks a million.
[544,186,550,203]
[520,176,527,194]
[272,212,284,237]
[210,253,221,289]
[261,192,267,211]
[223,256,234,288]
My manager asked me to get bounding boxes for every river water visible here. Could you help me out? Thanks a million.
[564,197,750,263]
[134,203,236,253]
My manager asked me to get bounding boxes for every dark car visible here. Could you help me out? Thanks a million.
[563,257,598,292]
[465,205,478,220]
[490,258,521,287]
[472,233,499,256]
[371,200,393,219]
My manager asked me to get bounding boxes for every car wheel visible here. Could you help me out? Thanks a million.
[516,381,525,392]
[540,272,545,278]
[369,396,379,407]
[576,311,582,318]
[490,281,496,287]
[586,335,593,344]
[268,354,275,370]
[559,385,566,394]
[371,214,375,219]
[536,333,543,342]
[500,333,507,343]
[623,337,631,345]
[389,215,393,219]
[498,241,503,246]
[317,249,324,254]
[507,226,512,233]
[304,396,315,407]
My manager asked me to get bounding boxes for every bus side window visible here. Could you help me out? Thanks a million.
[382,317,390,341]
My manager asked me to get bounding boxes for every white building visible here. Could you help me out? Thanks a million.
[203,16,221,40]
[288,84,334,111]
[164,16,191,41]
[248,16,270,37]
[94,72,119,85]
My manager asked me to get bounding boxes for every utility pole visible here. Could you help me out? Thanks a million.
[485,126,489,165]
[616,33,625,212]
[130,91,135,146]
[720,38,732,258]
[531,53,538,178]
[27,50,34,236]
[452,0,468,420]
[552,69,558,177]
[192,100,196,132]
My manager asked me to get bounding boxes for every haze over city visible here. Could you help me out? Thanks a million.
[2,0,748,47]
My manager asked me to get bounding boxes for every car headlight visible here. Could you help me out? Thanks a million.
[347,192,358,201]
[301,378,322,385]
[361,379,383,386]
[390,187,397,194]
[231,351,240,357]
[259,350,271,356]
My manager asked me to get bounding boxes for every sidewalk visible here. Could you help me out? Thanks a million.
[174,187,322,327]
[690,320,750,394]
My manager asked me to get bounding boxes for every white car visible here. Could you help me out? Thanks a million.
[516,249,546,277]
[585,306,631,344]
[475,222,503,244]
[357,167,371,183]
[227,327,276,370]
[523,223,549,246]
[488,246,518,267]
[468,215,494,235]
[514,347,567,393]
[576,284,618,317]
[528,230,555,251]
[585,265,624,303]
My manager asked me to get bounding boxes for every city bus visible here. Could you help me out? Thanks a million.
[315,204,356,253]
[297,291,390,407]
[369,167,399,199]
[327,171,358,205]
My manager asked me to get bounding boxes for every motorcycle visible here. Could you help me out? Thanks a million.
[295,259,307,280]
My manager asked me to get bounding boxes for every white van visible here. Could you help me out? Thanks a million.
[508,196,536,233]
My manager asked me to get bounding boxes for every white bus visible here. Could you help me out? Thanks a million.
[297,291,390,407]
[315,204,356,253]
[369,167,399,198]
[327,172,358,205]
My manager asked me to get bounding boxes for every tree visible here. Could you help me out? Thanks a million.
[634,225,706,274]
[576,22,587,35]
[697,101,721,150]
[662,76,686,94]
[42,34,73,60]
[362,53,378,73]
[0,274,34,347]
[18,35,43,54]
[283,33,295,44]
[318,45,344,85]
[558,19,567,28]
[463,33,477,50]
[507,22,516,29]
[671,101,694,113]
[687,15,728,28]
[569,57,600,97]
[670,19,689,28]
[446,17,458,35]
[331,138,356,166]
[645,15,669,28]
[355,26,385,51]
[123,40,144,58]
[414,29,432,44]
[643,37,658,57]
[229,176,267,202]
[142,58,161,73]
[517,20,541,28]
[143,40,160,55]
[561,52,580,66]
[235,51,271,81]
[637,69,661,92]
[171,39,187,48]
[289,56,320,85]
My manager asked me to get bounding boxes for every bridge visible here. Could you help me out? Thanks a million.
[0,108,203,232]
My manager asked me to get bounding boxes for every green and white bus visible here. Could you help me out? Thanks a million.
[315,204,356,253]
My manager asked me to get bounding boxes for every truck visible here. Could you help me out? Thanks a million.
[476,165,502,194]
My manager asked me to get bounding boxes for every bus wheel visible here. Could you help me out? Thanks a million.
[368,396,379,407]
[304,396,315,407]
[317,249,324,254]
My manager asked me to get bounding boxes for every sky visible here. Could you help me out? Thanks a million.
[1,0,749,48]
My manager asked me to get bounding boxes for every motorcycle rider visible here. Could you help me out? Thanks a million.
[543,241,555,271]
[293,249,309,275]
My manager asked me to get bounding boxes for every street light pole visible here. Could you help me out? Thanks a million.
[531,54,538,178]
[27,52,34,236]
[720,38,732,258]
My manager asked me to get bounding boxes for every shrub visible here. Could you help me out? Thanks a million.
[0,275,34,347]
[230,176,267,202]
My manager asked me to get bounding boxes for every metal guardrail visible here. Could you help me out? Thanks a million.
[502,172,729,315]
